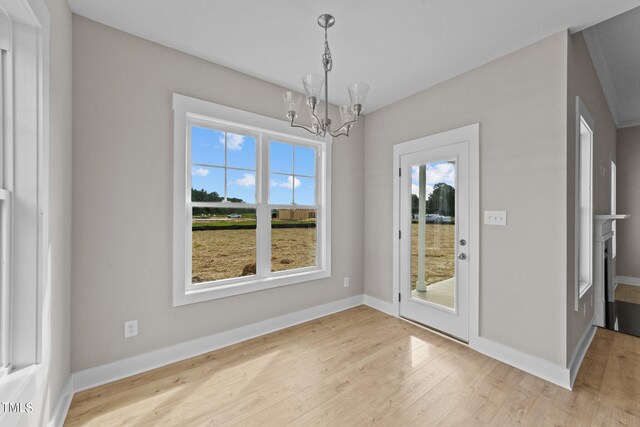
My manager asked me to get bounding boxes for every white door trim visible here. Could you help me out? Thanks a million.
[392,123,480,342]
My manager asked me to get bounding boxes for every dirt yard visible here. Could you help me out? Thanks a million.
[411,223,456,288]
[192,227,317,283]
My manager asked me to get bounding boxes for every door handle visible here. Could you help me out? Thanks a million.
[458,253,467,260]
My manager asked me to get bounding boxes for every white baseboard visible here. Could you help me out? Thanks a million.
[470,336,571,390]
[72,294,364,392]
[568,322,596,388]
[363,294,396,316]
[615,275,640,287]
[48,376,74,427]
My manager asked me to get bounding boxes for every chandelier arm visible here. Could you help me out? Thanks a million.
[329,128,350,138]
[290,119,321,136]
[331,118,358,135]
[310,110,322,129]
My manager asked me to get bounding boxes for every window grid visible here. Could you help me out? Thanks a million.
[187,122,322,289]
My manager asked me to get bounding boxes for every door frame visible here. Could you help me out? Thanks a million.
[392,123,480,344]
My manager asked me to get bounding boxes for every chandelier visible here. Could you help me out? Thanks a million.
[283,14,369,138]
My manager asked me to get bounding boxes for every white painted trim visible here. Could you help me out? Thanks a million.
[363,294,395,316]
[72,295,363,392]
[568,322,596,388]
[392,123,479,342]
[48,376,74,427]
[575,96,594,310]
[615,275,640,287]
[472,336,571,390]
[173,93,332,306]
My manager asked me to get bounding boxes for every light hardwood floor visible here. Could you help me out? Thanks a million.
[615,283,640,305]
[65,306,640,426]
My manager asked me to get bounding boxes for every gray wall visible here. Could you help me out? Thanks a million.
[44,0,72,420]
[364,32,569,365]
[566,32,617,364]
[616,126,640,278]
[71,15,364,371]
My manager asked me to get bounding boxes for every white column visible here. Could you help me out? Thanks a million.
[417,165,427,292]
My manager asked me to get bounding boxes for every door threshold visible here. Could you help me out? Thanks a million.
[399,316,469,346]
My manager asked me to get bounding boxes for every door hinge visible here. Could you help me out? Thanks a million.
[399,230,401,239]
[399,168,402,177]
[398,293,401,302]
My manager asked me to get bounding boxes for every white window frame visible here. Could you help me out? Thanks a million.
[575,96,594,307]
[0,0,49,421]
[610,156,616,259]
[173,94,331,306]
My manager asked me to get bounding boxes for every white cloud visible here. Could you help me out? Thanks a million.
[272,175,301,189]
[220,133,245,151]
[426,162,455,185]
[235,173,255,187]
[412,162,456,187]
[192,167,210,177]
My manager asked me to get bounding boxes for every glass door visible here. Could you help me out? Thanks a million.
[399,140,469,341]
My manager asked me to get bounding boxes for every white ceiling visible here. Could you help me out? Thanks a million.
[68,0,640,113]
[583,7,640,128]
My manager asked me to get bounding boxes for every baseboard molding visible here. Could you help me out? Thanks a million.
[363,294,396,316]
[615,275,640,287]
[568,323,597,388]
[48,375,74,427]
[470,336,571,390]
[72,294,364,392]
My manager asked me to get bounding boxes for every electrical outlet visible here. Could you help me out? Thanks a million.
[344,277,350,288]
[484,210,507,226]
[124,320,138,338]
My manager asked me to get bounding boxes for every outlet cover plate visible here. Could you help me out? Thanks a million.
[484,210,507,226]
[124,320,138,338]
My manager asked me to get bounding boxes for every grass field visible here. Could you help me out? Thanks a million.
[192,223,316,283]
[191,220,453,286]
[410,223,456,288]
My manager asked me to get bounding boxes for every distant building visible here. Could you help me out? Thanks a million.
[277,209,316,220]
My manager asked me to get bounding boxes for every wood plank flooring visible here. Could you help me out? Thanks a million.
[616,283,640,305]
[65,306,640,426]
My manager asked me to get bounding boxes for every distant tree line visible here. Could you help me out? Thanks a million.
[192,188,248,216]
[412,183,455,217]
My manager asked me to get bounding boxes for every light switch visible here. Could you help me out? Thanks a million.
[484,210,507,226]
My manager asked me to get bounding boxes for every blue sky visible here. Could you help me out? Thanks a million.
[191,126,316,205]
[411,161,456,197]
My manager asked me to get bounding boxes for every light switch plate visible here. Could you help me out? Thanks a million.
[484,210,507,226]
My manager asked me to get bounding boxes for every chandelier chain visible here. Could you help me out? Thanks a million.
[322,27,333,72]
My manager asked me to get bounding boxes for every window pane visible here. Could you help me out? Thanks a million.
[191,126,224,166]
[410,161,456,309]
[294,176,315,206]
[270,174,294,204]
[227,133,256,170]
[270,141,293,174]
[192,207,256,284]
[294,145,316,177]
[271,208,317,272]
[191,166,224,201]
[227,169,256,203]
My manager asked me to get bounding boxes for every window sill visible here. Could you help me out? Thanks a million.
[174,268,330,306]
[0,365,37,403]
[578,281,592,300]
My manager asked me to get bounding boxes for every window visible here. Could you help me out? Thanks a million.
[611,158,617,259]
[0,47,9,374]
[576,97,594,304]
[173,95,331,305]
